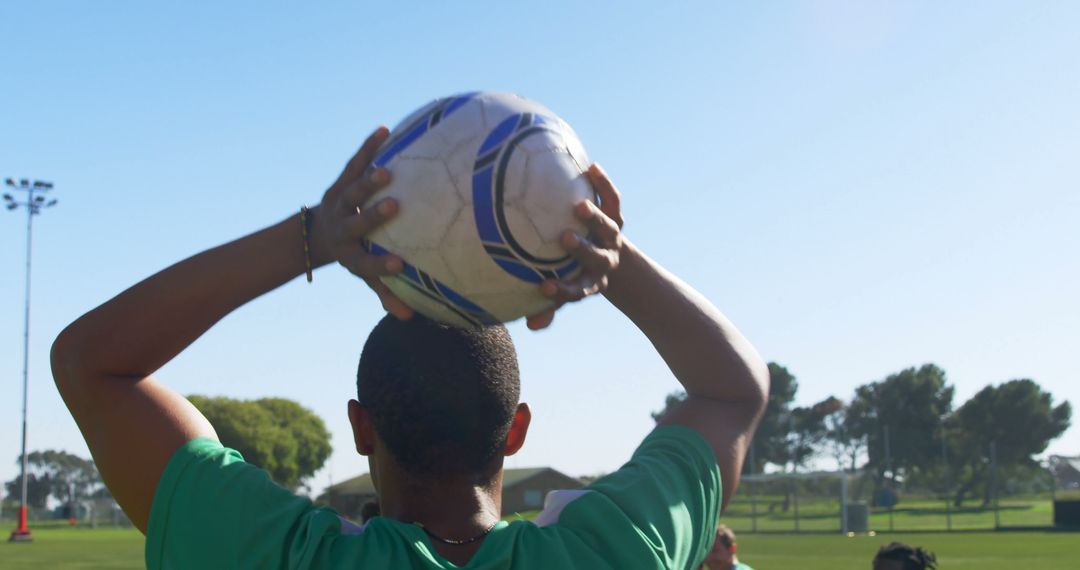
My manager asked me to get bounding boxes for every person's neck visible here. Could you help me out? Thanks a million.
[376,462,504,566]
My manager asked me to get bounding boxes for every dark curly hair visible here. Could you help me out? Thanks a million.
[356,315,520,481]
[873,542,938,570]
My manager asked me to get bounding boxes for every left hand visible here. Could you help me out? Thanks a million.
[526,163,625,330]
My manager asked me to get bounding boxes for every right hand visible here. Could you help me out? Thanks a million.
[525,163,626,330]
[313,127,415,320]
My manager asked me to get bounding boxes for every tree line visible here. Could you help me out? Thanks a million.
[6,372,1068,514]
[655,363,1071,506]
[4,396,332,513]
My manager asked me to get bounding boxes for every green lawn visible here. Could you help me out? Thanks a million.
[722,495,1054,532]
[1,527,144,569]
[1,526,1076,569]
[735,532,1079,570]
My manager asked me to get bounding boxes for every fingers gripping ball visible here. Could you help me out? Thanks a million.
[362,92,596,329]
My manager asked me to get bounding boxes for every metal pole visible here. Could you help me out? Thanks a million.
[841,474,849,534]
[990,441,1000,529]
[793,476,800,533]
[5,178,55,542]
[1050,461,1057,503]
[749,442,758,533]
[884,425,893,532]
[13,186,35,541]
[942,434,952,531]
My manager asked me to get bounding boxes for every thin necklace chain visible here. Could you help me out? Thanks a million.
[413,520,499,546]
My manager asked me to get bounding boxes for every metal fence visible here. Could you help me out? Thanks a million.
[723,459,1060,534]
[0,498,133,528]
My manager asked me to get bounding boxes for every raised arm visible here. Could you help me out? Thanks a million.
[51,128,401,532]
[594,171,769,510]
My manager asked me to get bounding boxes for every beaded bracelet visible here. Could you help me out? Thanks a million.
[299,206,313,283]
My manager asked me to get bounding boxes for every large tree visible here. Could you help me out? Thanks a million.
[188,395,332,490]
[651,362,798,473]
[5,450,102,511]
[822,400,866,473]
[753,363,800,472]
[4,473,51,510]
[946,379,1071,506]
[787,396,843,472]
[846,364,954,488]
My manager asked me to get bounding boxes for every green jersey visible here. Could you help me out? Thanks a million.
[147,425,721,569]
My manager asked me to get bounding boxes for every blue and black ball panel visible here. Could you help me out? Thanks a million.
[372,93,478,169]
[471,112,581,284]
[362,239,500,329]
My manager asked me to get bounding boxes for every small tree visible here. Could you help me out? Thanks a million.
[188,395,332,490]
[650,362,799,475]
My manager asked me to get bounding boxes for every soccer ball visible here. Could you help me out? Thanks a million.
[362,92,595,329]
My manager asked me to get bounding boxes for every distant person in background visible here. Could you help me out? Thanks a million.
[360,500,380,524]
[700,525,754,570]
[873,541,938,570]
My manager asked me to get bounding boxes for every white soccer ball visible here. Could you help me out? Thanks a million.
[362,92,594,329]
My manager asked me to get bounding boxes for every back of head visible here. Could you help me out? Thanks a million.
[873,542,937,570]
[357,315,520,482]
[715,524,736,549]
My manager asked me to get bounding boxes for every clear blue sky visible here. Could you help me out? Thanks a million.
[2,1,1077,496]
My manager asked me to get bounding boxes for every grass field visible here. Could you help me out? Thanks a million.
[1,526,1077,569]
[1,527,143,569]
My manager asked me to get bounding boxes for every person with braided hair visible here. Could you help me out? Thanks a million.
[873,541,938,570]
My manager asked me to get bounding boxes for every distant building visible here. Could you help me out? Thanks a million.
[501,468,585,515]
[321,473,378,521]
[1050,455,1080,491]
[320,467,584,520]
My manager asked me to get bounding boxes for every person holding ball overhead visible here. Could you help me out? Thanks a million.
[52,126,768,568]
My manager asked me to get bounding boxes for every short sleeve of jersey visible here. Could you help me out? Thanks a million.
[556,426,721,569]
[146,438,340,570]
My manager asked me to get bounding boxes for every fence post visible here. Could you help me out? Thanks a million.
[990,441,1000,529]
[942,433,952,531]
[793,476,800,533]
[1049,461,1057,503]
[884,425,894,532]
[749,443,758,533]
[841,474,849,534]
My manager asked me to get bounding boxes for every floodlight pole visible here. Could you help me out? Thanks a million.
[4,178,58,543]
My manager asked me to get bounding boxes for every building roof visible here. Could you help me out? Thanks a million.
[502,467,552,488]
[325,473,375,496]
[323,467,577,497]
